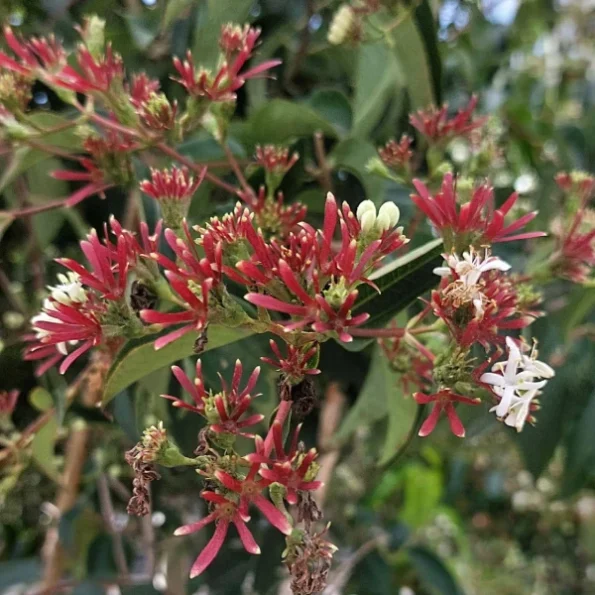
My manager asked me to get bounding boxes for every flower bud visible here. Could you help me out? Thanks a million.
[377,202,400,230]
[328,5,358,45]
[359,209,376,233]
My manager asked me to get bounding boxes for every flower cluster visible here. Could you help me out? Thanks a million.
[409,95,486,144]
[155,360,325,578]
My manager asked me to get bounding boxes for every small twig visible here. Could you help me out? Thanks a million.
[156,142,240,196]
[140,488,156,576]
[222,142,254,197]
[323,535,388,594]
[97,473,130,577]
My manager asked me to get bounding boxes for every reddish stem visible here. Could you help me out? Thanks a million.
[156,142,240,196]
[350,326,406,338]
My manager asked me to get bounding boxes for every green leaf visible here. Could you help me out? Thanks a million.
[122,13,160,50]
[329,139,385,204]
[307,89,353,137]
[391,11,437,110]
[562,286,595,340]
[0,113,80,192]
[400,463,443,527]
[379,385,419,466]
[334,347,389,444]
[413,0,443,103]
[352,41,403,138]
[407,546,464,595]
[28,387,53,412]
[162,0,194,29]
[31,413,60,480]
[103,325,252,404]
[561,387,595,496]
[192,0,254,69]
[343,239,443,351]
[246,99,338,145]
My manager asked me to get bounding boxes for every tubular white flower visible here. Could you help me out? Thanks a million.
[47,272,88,307]
[433,249,510,286]
[481,337,555,430]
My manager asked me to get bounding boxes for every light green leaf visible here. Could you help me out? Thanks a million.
[103,325,252,404]
[28,387,54,412]
[352,41,403,138]
[379,386,419,466]
[400,463,443,527]
[31,414,60,480]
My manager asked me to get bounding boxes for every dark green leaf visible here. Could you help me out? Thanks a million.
[561,388,595,496]
[246,99,338,145]
[330,139,385,204]
[414,0,443,103]
[391,12,436,110]
[103,325,252,404]
[343,239,443,351]
[407,545,464,595]
[307,89,353,137]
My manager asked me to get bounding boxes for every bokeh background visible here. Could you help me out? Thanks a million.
[1,1,595,594]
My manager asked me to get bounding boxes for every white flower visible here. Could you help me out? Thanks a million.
[356,200,400,233]
[481,337,555,432]
[47,272,87,307]
[433,249,511,286]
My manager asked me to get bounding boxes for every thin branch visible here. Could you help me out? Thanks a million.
[156,142,240,196]
[222,142,254,197]
[313,132,333,193]
[97,473,130,577]
[42,425,91,588]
